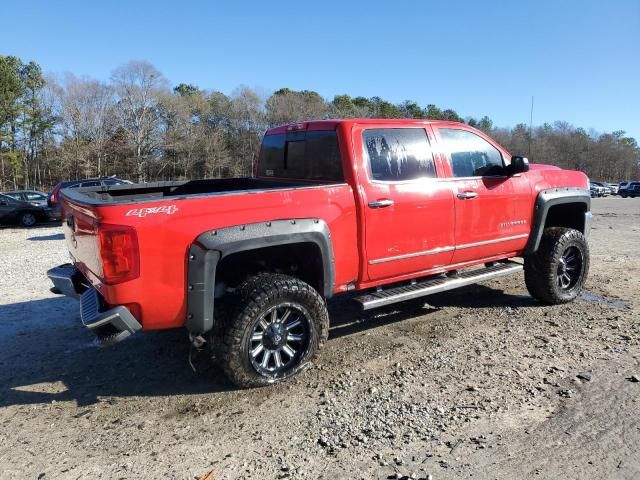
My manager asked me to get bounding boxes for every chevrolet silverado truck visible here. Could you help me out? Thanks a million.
[48,119,592,387]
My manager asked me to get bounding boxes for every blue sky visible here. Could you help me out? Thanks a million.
[2,0,639,139]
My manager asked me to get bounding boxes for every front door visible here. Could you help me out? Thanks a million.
[0,195,16,222]
[354,125,456,282]
[433,126,533,264]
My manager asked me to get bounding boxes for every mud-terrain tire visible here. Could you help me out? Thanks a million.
[18,211,37,227]
[524,227,589,304]
[219,273,329,388]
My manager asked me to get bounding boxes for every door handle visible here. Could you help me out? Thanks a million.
[368,199,394,208]
[457,191,478,200]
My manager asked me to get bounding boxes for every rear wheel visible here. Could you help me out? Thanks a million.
[219,273,329,388]
[18,212,37,227]
[524,227,589,304]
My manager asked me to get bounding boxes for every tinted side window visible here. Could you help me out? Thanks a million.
[26,192,45,200]
[257,130,343,180]
[5,193,22,201]
[363,128,436,181]
[439,129,504,178]
[304,131,344,180]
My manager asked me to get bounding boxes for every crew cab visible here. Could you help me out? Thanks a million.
[48,119,592,387]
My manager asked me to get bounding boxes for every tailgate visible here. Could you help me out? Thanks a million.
[60,195,104,283]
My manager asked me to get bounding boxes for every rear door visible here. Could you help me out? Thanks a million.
[354,125,455,282]
[433,126,533,264]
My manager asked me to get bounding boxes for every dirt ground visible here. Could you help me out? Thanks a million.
[0,197,638,480]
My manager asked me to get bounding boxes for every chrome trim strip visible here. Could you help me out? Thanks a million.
[369,246,455,265]
[368,233,529,265]
[454,233,529,250]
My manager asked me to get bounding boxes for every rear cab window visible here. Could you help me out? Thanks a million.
[257,130,344,181]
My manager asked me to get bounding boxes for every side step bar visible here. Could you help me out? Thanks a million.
[354,261,523,310]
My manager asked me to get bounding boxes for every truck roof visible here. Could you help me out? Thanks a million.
[265,118,466,135]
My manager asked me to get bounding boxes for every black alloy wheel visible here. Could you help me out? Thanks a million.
[248,303,311,376]
[218,273,329,388]
[556,246,583,291]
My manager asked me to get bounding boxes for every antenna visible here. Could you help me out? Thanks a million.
[528,96,534,157]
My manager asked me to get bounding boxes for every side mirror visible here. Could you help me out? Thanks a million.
[509,155,529,175]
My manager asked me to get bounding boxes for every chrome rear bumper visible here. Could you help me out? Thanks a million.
[47,264,141,345]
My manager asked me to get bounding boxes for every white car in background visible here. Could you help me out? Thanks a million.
[589,182,607,197]
[606,183,619,195]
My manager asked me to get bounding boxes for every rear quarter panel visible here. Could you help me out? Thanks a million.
[63,184,358,330]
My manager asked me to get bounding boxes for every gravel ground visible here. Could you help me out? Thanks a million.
[0,198,639,480]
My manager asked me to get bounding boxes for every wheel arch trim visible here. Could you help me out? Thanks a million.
[525,187,591,255]
[186,219,335,334]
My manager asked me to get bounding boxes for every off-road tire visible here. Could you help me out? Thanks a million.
[18,212,37,227]
[524,227,589,304]
[219,273,329,388]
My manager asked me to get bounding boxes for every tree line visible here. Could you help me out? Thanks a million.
[1,55,638,192]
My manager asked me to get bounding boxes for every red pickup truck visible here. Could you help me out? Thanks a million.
[48,119,591,387]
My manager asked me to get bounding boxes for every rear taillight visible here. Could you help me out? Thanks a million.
[98,224,140,284]
[50,191,56,205]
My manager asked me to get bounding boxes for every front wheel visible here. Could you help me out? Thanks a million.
[219,274,329,388]
[524,227,589,304]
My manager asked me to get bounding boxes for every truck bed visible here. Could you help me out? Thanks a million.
[58,176,359,331]
[62,177,341,206]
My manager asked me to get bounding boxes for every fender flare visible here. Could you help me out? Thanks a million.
[524,187,591,255]
[186,218,335,334]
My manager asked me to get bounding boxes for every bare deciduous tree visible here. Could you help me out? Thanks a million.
[111,60,168,182]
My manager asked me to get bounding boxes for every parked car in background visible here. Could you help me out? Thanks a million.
[619,181,640,198]
[47,176,132,220]
[606,183,619,195]
[0,192,50,227]
[589,182,607,197]
[621,183,640,198]
[590,181,610,196]
[3,190,49,206]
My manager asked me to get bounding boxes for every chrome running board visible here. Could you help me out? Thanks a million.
[354,261,523,310]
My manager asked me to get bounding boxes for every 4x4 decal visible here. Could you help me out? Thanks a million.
[126,205,179,217]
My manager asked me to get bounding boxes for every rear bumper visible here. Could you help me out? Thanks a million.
[47,264,142,345]
[47,204,62,220]
[46,208,61,221]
